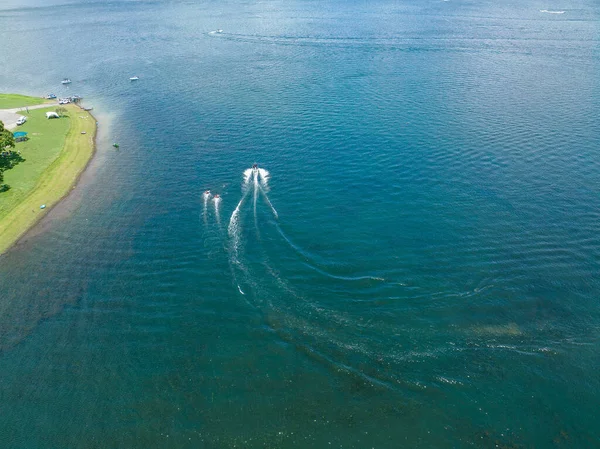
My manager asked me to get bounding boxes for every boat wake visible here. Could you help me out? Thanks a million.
[202,190,211,225]
[204,165,410,392]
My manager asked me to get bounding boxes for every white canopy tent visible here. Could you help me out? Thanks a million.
[46,111,60,119]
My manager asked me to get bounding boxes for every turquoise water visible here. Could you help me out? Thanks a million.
[1,0,599,447]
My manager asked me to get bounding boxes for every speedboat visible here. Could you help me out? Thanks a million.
[46,93,56,99]
[61,78,72,84]
[130,76,139,81]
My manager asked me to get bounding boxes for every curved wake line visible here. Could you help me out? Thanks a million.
[228,190,250,263]
[274,222,385,282]
[258,183,278,219]
[302,262,385,282]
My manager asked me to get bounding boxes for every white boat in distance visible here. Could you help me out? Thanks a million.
[61,78,72,84]
[130,76,139,81]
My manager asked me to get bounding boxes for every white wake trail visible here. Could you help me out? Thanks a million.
[202,191,211,225]
[243,168,253,188]
[228,189,250,263]
[253,169,259,222]
[258,168,270,188]
[258,182,278,219]
[213,196,222,227]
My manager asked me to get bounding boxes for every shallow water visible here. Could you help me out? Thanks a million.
[0,0,599,447]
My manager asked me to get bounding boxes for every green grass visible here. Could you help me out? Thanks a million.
[1,108,70,211]
[0,104,96,254]
[0,94,46,109]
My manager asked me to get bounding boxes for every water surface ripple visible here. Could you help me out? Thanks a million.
[0,0,599,447]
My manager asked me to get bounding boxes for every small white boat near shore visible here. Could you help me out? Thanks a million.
[130,76,139,81]
[61,78,72,84]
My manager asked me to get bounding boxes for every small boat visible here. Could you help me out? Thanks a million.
[61,78,72,85]
[83,107,93,111]
[130,76,139,81]
[46,93,57,99]
[113,143,119,148]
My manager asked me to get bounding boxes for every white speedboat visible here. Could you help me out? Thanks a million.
[61,78,72,84]
[130,76,139,81]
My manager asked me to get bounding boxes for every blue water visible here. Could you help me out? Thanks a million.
[1,0,599,447]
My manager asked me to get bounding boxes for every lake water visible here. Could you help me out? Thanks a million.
[0,0,599,447]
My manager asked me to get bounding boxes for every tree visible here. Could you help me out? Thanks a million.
[0,120,15,150]
[0,120,24,193]
[56,107,68,117]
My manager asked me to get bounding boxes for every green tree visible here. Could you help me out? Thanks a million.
[56,107,68,117]
[0,119,15,150]
[0,119,24,192]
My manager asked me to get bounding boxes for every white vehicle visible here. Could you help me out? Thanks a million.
[16,116,27,126]
[58,98,71,105]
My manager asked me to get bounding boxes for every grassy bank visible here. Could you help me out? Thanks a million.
[0,94,46,109]
[0,103,96,254]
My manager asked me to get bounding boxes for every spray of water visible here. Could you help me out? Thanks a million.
[243,168,253,187]
[213,195,221,226]
[202,190,211,225]
[227,165,277,295]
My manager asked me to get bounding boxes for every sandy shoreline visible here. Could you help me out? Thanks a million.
[0,102,99,256]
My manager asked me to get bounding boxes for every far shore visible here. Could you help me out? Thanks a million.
[0,96,98,255]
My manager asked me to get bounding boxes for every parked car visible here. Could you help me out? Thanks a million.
[16,116,27,126]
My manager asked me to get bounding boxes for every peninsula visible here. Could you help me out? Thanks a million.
[0,94,97,254]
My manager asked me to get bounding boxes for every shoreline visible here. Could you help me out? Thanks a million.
[0,102,98,256]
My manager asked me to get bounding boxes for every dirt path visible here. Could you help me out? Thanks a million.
[0,102,59,130]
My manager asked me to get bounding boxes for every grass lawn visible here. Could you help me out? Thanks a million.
[0,94,46,109]
[0,104,96,254]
